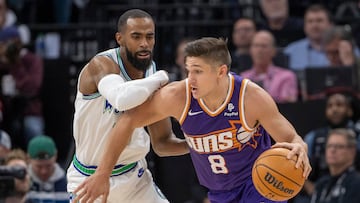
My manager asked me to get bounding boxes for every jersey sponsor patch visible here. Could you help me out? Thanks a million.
[224,102,239,117]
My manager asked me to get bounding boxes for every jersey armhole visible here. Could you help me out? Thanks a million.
[239,79,255,132]
[179,79,191,125]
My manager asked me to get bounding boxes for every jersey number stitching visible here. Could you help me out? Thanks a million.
[208,155,228,174]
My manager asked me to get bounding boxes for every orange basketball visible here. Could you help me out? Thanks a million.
[252,148,305,201]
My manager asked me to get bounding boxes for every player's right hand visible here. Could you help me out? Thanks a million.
[72,172,110,203]
[272,142,312,179]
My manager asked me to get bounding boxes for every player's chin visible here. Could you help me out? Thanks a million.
[192,93,201,99]
[191,88,201,98]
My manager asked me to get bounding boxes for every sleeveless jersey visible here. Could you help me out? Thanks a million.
[71,47,156,166]
[179,74,272,191]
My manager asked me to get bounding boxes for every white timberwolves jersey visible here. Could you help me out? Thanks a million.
[71,47,156,166]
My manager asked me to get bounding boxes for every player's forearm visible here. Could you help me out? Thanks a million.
[153,137,189,157]
[98,71,168,111]
[96,121,133,175]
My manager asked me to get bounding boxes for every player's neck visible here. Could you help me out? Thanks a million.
[120,52,145,79]
[125,66,145,79]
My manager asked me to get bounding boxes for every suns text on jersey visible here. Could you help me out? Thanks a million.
[184,126,261,154]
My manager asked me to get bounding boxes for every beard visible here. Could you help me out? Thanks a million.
[125,47,152,71]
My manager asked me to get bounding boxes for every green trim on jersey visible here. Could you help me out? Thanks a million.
[72,156,137,177]
[82,92,101,100]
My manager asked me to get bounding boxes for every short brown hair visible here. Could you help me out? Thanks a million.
[305,4,332,23]
[184,37,231,70]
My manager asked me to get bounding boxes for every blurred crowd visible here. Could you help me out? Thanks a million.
[1,0,360,202]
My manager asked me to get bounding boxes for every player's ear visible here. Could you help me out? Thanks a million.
[115,32,123,46]
[218,64,228,77]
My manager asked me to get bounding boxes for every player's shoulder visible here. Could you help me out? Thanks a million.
[159,80,187,117]
[243,80,262,95]
[89,54,115,67]
[244,80,276,107]
[79,55,119,88]
[161,80,186,96]
[154,80,186,106]
[86,55,119,75]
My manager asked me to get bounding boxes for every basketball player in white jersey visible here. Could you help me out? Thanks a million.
[66,9,189,203]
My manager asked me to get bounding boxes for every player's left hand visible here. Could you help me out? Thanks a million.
[72,171,110,203]
[272,142,312,179]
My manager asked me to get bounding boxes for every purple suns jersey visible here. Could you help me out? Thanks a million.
[179,74,273,191]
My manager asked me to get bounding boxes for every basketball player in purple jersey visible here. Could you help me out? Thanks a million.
[73,37,311,203]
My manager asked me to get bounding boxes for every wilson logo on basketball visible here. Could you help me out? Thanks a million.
[264,172,295,195]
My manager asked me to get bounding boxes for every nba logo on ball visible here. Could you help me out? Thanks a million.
[252,148,305,201]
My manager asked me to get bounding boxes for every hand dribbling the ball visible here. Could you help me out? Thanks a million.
[272,142,312,179]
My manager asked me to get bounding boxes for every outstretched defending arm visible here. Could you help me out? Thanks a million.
[80,55,169,111]
[98,70,169,111]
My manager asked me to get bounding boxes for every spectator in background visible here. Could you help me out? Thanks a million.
[27,135,68,203]
[310,128,360,203]
[323,25,358,67]
[0,26,44,148]
[4,148,30,203]
[0,129,11,164]
[285,4,333,70]
[167,38,193,81]
[231,17,257,73]
[322,25,360,90]
[0,0,30,45]
[258,0,304,47]
[231,17,290,74]
[297,92,360,203]
[241,30,298,103]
